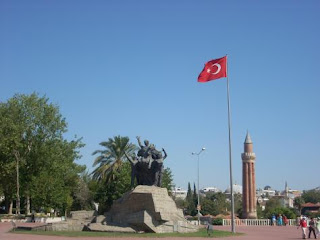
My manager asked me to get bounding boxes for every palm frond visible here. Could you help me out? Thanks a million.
[91,135,137,184]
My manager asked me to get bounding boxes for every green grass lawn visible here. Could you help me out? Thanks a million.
[12,228,242,238]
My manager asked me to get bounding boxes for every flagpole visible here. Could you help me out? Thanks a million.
[226,54,235,233]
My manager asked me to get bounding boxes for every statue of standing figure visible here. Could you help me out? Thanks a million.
[124,136,167,188]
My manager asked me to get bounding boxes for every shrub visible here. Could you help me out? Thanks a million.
[212,218,223,225]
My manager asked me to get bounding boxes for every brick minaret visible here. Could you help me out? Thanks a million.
[241,132,257,219]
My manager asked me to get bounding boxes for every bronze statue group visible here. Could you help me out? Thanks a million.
[125,136,167,188]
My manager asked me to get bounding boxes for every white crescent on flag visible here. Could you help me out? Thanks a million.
[211,63,221,75]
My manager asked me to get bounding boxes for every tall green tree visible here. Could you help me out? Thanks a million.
[93,161,132,214]
[193,183,198,212]
[201,197,215,216]
[301,190,320,204]
[0,152,15,214]
[29,138,85,213]
[263,197,282,218]
[294,196,305,215]
[201,192,228,216]
[92,136,137,184]
[0,93,84,214]
[186,182,192,199]
[256,202,263,219]
[234,193,242,217]
[161,167,174,194]
[0,93,65,214]
[72,170,94,211]
[185,182,196,216]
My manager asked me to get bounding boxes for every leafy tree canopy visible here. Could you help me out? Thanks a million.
[301,189,320,204]
[263,197,296,219]
[0,93,84,214]
[92,161,132,214]
[201,192,228,216]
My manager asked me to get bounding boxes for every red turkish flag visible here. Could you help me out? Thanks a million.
[198,56,227,82]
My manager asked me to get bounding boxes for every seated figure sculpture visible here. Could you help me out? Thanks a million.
[124,136,167,188]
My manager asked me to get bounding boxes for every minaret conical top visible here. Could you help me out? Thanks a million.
[244,131,253,144]
[244,131,253,153]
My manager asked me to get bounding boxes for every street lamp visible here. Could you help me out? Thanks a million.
[192,147,205,225]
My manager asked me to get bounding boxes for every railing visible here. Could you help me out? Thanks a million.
[0,216,65,223]
[223,219,297,226]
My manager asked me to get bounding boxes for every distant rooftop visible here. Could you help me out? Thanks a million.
[302,202,320,207]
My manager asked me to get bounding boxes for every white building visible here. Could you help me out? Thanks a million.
[200,187,221,194]
[256,187,276,197]
[172,187,187,200]
[225,184,243,194]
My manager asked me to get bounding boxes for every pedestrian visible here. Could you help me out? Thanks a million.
[278,214,283,226]
[31,211,35,223]
[297,216,308,239]
[308,217,317,239]
[316,217,320,236]
[272,214,276,226]
[283,215,288,226]
[206,223,213,236]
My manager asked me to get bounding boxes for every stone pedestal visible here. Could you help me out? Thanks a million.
[36,210,96,231]
[88,185,198,233]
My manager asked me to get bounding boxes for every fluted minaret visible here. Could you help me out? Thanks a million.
[241,132,257,219]
[285,181,289,197]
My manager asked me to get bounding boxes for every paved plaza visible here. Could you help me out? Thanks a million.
[0,222,312,240]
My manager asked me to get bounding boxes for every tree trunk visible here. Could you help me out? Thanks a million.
[9,200,13,215]
[26,195,31,215]
[16,157,20,215]
[4,195,9,214]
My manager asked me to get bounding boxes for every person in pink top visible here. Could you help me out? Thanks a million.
[283,215,288,226]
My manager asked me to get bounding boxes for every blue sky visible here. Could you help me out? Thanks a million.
[1,1,319,192]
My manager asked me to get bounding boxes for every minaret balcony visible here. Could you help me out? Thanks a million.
[241,152,256,160]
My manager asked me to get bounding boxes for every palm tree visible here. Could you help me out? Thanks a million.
[91,136,137,184]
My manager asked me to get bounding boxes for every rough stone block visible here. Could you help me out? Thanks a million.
[105,185,198,233]
[87,223,135,233]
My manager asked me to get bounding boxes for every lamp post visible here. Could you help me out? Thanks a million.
[192,147,205,226]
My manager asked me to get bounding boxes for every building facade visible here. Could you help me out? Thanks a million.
[171,187,187,200]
